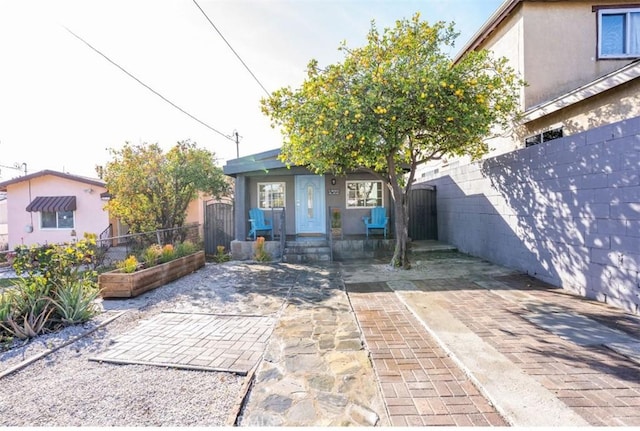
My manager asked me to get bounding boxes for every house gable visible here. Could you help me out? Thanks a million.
[0,169,106,192]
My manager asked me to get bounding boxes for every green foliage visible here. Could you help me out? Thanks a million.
[51,280,100,325]
[0,278,55,340]
[0,278,16,288]
[140,244,162,267]
[12,236,98,285]
[253,237,271,262]
[159,244,176,263]
[0,292,11,322]
[210,245,231,263]
[175,240,197,258]
[119,240,199,272]
[117,256,139,273]
[261,13,523,268]
[0,238,100,342]
[100,140,230,240]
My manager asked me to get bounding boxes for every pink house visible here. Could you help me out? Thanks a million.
[0,170,112,249]
[0,193,7,249]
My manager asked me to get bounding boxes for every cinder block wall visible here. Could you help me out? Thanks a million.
[424,116,640,313]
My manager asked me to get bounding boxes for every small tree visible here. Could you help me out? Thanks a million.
[262,13,523,268]
[101,140,229,242]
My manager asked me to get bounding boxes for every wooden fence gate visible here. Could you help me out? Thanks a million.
[204,201,234,255]
[408,185,438,240]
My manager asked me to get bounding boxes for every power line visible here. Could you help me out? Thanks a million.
[192,0,271,98]
[63,26,235,143]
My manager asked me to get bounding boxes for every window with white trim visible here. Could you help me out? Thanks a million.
[598,8,640,58]
[346,180,383,208]
[258,182,285,209]
[41,210,74,229]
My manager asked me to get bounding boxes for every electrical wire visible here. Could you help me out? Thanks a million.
[191,0,271,97]
[63,26,235,143]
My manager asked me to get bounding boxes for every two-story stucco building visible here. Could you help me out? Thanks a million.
[417,0,640,313]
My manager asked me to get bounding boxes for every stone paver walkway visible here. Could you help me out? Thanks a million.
[90,312,272,375]
[239,264,387,426]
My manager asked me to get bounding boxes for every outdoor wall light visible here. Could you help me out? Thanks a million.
[331,178,337,185]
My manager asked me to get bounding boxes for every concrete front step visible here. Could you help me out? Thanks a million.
[284,246,331,254]
[283,240,331,263]
[282,253,331,263]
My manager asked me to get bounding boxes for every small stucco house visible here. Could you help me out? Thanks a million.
[0,169,220,250]
[223,148,403,260]
[0,170,113,248]
[416,0,640,313]
[0,193,7,250]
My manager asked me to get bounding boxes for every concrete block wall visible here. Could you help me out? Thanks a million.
[424,115,640,313]
[230,240,282,261]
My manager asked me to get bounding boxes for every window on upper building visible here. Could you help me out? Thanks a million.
[346,180,383,208]
[41,210,74,229]
[598,8,640,58]
[525,127,564,148]
[258,182,285,209]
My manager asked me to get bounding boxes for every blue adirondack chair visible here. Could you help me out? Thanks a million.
[248,208,273,240]
[363,206,389,238]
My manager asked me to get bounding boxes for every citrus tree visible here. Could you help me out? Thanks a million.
[261,13,523,268]
[101,140,229,240]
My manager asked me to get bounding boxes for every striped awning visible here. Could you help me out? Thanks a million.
[26,196,76,212]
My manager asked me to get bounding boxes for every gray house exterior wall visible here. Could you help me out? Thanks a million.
[422,115,640,314]
[224,148,393,242]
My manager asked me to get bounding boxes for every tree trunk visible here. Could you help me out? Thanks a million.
[390,189,410,269]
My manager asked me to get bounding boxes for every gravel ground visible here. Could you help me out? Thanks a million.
[0,262,251,427]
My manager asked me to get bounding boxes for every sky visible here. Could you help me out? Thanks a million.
[0,0,504,180]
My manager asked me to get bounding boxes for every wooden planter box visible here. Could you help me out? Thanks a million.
[99,250,205,299]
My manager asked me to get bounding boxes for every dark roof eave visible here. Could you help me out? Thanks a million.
[223,148,287,176]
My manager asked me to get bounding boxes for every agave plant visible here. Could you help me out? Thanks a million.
[51,279,100,325]
[0,286,55,340]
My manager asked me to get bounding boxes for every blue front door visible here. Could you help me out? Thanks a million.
[295,175,326,234]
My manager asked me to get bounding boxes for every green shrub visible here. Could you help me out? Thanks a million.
[117,255,139,273]
[0,238,101,342]
[253,237,271,262]
[0,290,12,323]
[159,244,175,263]
[51,280,99,325]
[0,278,55,340]
[140,244,162,267]
[175,240,197,258]
[211,245,231,263]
